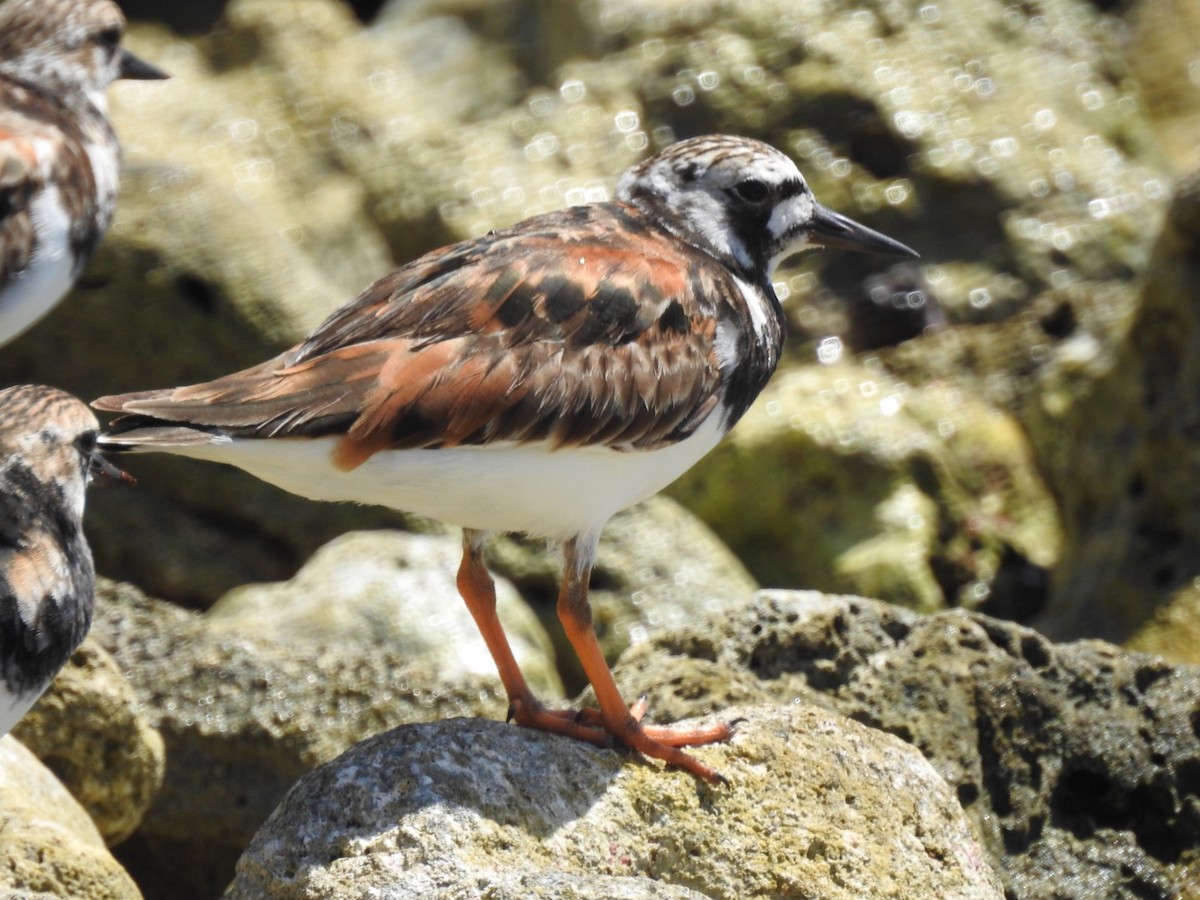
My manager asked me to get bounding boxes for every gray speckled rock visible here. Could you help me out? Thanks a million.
[0,737,142,900]
[11,640,165,846]
[225,705,1002,899]
[208,530,563,698]
[611,591,1200,898]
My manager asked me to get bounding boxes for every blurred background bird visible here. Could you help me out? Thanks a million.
[0,383,130,736]
[0,0,166,347]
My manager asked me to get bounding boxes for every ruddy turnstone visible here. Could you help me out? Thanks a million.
[0,384,130,737]
[0,0,167,347]
[96,134,917,782]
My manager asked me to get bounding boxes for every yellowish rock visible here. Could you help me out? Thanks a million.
[0,737,141,899]
[13,640,165,845]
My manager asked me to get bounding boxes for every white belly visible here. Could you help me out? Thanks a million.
[0,682,46,738]
[165,413,728,540]
[0,183,78,345]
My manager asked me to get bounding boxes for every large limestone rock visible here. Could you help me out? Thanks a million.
[224,705,1002,899]
[670,364,1059,614]
[1027,171,1200,641]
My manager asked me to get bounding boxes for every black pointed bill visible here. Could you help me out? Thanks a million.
[809,203,918,258]
[118,49,170,81]
[89,452,136,486]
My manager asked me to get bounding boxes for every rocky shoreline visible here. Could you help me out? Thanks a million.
[3,0,1199,896]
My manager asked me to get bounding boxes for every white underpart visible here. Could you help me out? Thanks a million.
[766,192,816,276]
[0,113,119,345]
[0,681,48,738]
[713,317,742,372]
[0,182,76,344]
[733,272,774,344]
[154,411,729,541]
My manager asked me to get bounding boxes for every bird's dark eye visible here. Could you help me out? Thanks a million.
[75,431,97,458]
[93,25,123,49]
[732,180,770,204]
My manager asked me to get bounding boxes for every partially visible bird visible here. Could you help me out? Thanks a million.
[0,384,130,737]
[0,0,167,347]
[96,134,918,782]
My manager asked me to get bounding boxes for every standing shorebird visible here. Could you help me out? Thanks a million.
[0,384,129,736]
[0,0,167,347]
[96,135,918,782]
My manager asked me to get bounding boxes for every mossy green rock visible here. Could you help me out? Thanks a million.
[671,362,1060,613]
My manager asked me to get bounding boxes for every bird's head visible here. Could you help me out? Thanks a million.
[0,385,129,520]
[0,0,167,111]
[618,134,917,281]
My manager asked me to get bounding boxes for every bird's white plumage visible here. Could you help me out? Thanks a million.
[0,182,77,342]
[733,271,774,344]
[0,684,45,738]
[154,411,729,541]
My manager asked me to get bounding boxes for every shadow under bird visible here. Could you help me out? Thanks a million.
[0,384,131,737]
[0,0,168,347]
[96,134,917,783]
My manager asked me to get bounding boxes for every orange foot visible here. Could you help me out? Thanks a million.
[508,695,734,783]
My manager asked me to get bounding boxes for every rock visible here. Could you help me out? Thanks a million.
[612,591,1200,898]
[87,578,511,900]
[224,705,1002,899]
[1121,1,1200,171]
[1126,578,1200,666]
[1027,170,1200,641]
[11,640,165,846]
[208,529,562,697]
[669,364,1058,614]
[0,737,142,900]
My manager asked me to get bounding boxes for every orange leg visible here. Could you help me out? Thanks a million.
[456,531,610,747]
[457,531,732,782]
[555,537,732,783]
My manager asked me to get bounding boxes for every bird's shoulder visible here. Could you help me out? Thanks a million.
[0,86,98,275]
[294,201,745,360]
